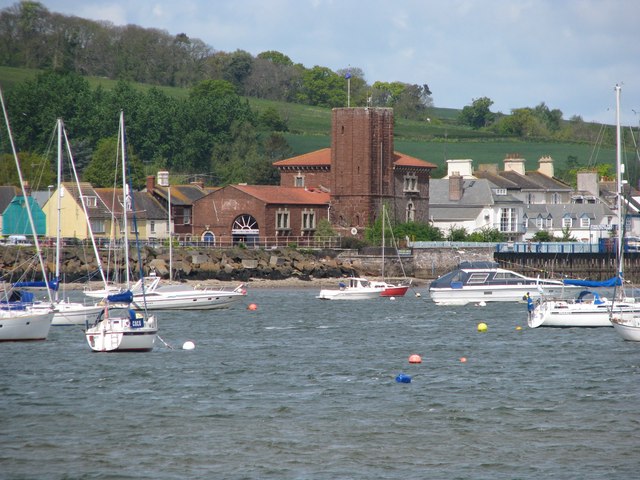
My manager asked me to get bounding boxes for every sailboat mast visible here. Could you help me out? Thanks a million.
[54,119,63,302]
[615,84,623,277]
[0,89,54,304]
[120,111,131,289]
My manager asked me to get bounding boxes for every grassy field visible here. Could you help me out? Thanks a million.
[0,66,616,178]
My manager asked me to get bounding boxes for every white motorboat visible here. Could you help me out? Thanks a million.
[610,313,640,341]
[317,277,385,300]
[530,85,640,329]
[429,261,573,306]
[128,275,247,311]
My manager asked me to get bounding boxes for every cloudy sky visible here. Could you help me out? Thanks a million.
[11,0,640,126]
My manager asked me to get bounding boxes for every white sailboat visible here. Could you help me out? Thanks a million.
[371,205,411,297]
[85,111,157,352]
[40,119,104,325]
[0,88,54,341]
[529,84,640,328]
[609,84,640,341]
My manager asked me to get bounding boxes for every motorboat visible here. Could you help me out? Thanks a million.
[128,275,247,311]
[371,280,411,297]
[317,277,384,300]
[429,261,574,306]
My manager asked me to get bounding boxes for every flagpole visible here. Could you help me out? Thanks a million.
[345,68,351,107]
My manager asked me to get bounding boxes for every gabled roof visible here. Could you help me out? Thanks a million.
[429,178,512,207]
[524,203,614,228]
[273,148,331,167]
[61,182,112,219]
[475,169,571,191]
[151,184,208,206]
[0,186,19,213]
[392,152,437,169]
[272,148,436,169]
[231,185,330,205]
[94,188,167,220]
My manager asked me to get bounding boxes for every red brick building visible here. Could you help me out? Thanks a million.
[192,107,435,243]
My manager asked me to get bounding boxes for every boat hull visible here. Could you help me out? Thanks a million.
[0,310,53,341]
[528,300,640,328]
[50,302,105,326]
[317,290,383,300]
[429,285,569,305]
[380,285,409,297]
[131,291,245,311]
[611,316,640,341]
[85,315,157,352]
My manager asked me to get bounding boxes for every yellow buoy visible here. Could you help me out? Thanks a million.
[477,322,488,332]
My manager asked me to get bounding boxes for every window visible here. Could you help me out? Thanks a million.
[403,174,418,192]
[552,193,560,204]
[580,217,590,228]
[276,209,290,230]
[545,217,553,228]
[562,216,573,228]
[499,208,518,232]
[536,216,544,228]
[150,220,156,233]
[295,175,304,187]
[406,201,415,222]
[302,210,316,230]
[493,188,507,196]
[183,209,191,225]
[90,219,105,233]
[81,196,97,207]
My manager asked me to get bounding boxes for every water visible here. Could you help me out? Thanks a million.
[1,287,639,479]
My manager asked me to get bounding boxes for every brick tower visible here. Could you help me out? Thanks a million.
[330,107,395,230]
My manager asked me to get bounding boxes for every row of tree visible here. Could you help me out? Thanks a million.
[1,71,290,189]
[0,2,433,120]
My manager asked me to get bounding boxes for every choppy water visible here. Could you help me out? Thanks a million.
[1,286,639,479]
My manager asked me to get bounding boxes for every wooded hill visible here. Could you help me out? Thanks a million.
[0,1,634,189]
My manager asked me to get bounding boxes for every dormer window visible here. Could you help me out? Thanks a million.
[81,195,97,207]
[294,174,304,187]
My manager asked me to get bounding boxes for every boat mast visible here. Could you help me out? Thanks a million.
[54,119,63,302]
[0,88,54,305]
[615,84,624,282]
[119,111,130,289]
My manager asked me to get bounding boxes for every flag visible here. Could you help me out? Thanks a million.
[345,71,351,79]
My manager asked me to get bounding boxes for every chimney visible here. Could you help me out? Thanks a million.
[157,171,169,187]
[449,172,464,201]
[146,175,155,193]
[503,154,526,175]
[446,159,474,178]
[577,171,599,197]
[538,156,554,178]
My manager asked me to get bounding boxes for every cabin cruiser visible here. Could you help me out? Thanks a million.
[429,261,575,306]
[317,277,384,300]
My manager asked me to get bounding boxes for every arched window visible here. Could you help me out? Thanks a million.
[406,201,415,222]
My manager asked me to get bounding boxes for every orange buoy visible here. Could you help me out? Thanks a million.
[408,354,422,364]
[247,303,257,311]
[460,357,467,363]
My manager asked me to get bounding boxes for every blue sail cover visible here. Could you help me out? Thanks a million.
[12,278,60,291]
[562,276,622,288]
[107,290,133,304]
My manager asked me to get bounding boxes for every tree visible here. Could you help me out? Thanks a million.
[83,136,145,189]
[458,97,495,129]
[297,65,346,108]
[0,151,54,189]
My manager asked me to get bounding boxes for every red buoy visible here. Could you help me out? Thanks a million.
[408,354,422,364]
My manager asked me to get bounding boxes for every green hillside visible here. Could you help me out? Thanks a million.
[0,66,616,181]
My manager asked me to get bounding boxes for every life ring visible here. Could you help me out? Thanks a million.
[124,320,130,328]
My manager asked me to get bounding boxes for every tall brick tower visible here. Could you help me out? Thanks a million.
[330,107,394,229]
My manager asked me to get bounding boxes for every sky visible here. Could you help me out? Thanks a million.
[8,0,640,126]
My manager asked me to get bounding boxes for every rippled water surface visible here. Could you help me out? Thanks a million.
[2,287,639,479]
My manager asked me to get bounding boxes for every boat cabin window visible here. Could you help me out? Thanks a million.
[467,273,490,284]
[493,272,521,280]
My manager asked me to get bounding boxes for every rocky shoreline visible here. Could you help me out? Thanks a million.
[1,245,424,288]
